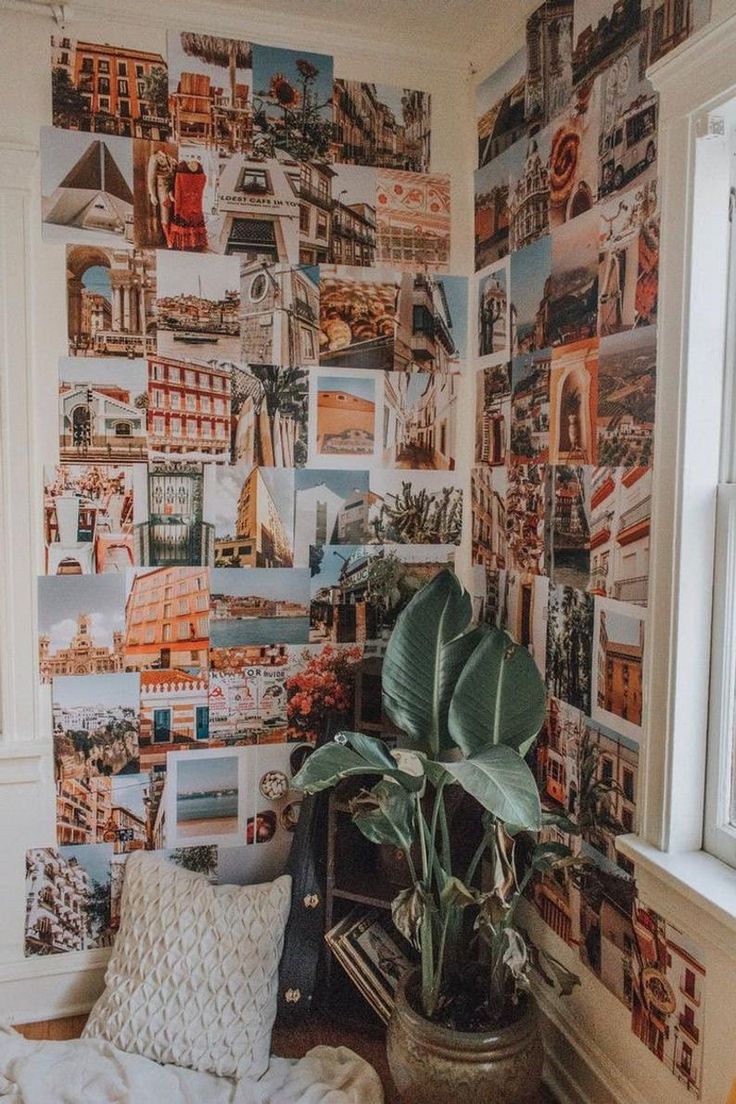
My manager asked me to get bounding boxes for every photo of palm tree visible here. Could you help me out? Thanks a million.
[232,364,308,467]
[546,583,594,714]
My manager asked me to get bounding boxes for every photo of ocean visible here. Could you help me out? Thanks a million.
[210,616,309,647]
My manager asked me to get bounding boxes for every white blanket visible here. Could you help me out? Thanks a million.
[0,1026,384,1104]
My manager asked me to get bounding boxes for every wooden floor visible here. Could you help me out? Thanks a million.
[15,1015,557,1103]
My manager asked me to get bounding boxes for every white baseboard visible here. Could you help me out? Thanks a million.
[0,951,109,1024]
[534,981,650,1104]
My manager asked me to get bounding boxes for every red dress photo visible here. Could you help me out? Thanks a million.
[170,161,208,251]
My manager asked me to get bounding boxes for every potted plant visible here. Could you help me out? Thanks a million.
[293,571,578,1103]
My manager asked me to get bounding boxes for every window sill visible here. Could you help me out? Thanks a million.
[617,834,736,954]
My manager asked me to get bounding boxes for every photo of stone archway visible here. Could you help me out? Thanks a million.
[66,244,156,358]
[549,338,599,465]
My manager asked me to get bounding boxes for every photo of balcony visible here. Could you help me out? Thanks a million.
[589,465,650,606]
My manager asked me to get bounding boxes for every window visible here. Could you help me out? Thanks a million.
[98,59,110,74]
[80,56,93,73]
[236,168,270,194]
[300,327,316,361]
[117,61,127,75]
[98,77,110,96]
[153,709,171,743]
[118,79,129,96]
[706,130,736,868]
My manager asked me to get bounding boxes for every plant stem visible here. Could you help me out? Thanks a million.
[428,778,446,872]
[433,907,452,1000]
[416,794,435,1016]
[465,821,495,886]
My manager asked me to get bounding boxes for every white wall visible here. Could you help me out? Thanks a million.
[0,0,475,1021]
[470,4,736,1104]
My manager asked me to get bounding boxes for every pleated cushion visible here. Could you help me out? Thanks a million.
[83,852,291,1079]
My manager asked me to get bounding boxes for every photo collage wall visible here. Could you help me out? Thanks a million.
[471,0,709,1097]
[30,30,463,957]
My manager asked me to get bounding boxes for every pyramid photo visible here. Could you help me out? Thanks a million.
[44,137,134,237]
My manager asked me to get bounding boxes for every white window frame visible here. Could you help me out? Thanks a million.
[707,483,736,866]
[704,189,736,868]
[617,11,736,931]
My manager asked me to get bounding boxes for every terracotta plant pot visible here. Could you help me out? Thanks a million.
[386,971,544,1104]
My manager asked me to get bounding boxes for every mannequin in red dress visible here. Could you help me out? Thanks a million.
[169,155,208,251]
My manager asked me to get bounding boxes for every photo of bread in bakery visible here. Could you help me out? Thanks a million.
[319,275,398,351]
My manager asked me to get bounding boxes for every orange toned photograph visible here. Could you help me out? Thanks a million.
[317,375,376,456]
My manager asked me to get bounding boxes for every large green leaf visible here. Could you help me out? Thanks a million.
[292,741,423,794]
[443,745,542,830]
[337,731,398,769]
[352,780,415,852]
[448,628,546,758]
[381,571,480,755]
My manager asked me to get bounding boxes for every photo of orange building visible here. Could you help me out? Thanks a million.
[212,465,294,568]
[123,566,209,672]
[316,376,376,457]
[593,597,645,736]
[52,37,170,140]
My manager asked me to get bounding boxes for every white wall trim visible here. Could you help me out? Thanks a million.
[0,742,47,784]
[0,0,471,73]
[0,146,42,748]
[0,947,108,985]
[534,980,650,1104]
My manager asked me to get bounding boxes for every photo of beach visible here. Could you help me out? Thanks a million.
[175,752,239,838]
[210,567,310,647]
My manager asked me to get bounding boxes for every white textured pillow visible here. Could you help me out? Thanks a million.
[83,853,291,1079]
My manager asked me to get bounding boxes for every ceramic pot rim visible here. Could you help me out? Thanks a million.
[393,969,539,1059]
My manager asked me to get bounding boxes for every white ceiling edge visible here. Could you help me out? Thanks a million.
[0,0,478,74]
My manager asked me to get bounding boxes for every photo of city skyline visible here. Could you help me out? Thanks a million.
[155,251,241,360]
